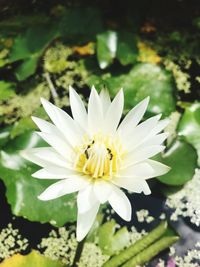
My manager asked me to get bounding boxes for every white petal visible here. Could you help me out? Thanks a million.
[142,180,151,195]
[150,118,170,136]
[37,132,74,162]
[88,87,103,133]
[146,159,170,178]
[104,89,124,134]
[22,147,70,168]
[32,116,63,139]
[100,89,111,115]
[124,145,165,167]
[77,201,100,241]
[38,176,88,200]
[124,115,161,150]
[112,176,144,193]
[141,133,168,147]
[69,86,88,130]
[41,98,83,147]
[118,97,149,134]
[118,162,154,176]
[93,180,113,204]
[108,186,131,221]
[32,166,76,179]
[77,183,98,214]
[21,148,65,168]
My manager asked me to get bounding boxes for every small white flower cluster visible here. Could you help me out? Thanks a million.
[38,226,77,265]
[78,243,109,267]
[0,224,28,260]
[136,209,155,223]
[169,243,200,267]
[166,169,200,226]
[128,226,146,246]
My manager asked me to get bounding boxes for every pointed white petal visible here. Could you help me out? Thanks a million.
[40,98,83,147]
[37,132,74,162]
[124,115,161,150]
[100,89,111,115]
[30,147,70,167]
[76,201,100,241]
[69,86,88,129]
[124,145,165,167]
[118,97,149,134]
[32,166,76,179]
[38,176,88,200]
[118,162,154,176]
[150,118,170,135]
[21,149,49,168]
[104,89,124,134]
[142,180,151,195]
[141,133,168,147]
[112,176,144,193]
[88,87,103,133]
[146,159,170,178]
[108,186,131,221]
[93,180,113,204]
[32,116,63,139]
[77,183,98,214]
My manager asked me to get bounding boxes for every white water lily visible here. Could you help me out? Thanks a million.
[22,86,170,241]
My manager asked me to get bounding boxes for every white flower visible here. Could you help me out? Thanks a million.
[22,86,170,241]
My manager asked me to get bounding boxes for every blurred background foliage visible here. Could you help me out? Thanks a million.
[0,0,200,226]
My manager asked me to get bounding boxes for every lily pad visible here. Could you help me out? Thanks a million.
[178,103,200,166]
[0,131,77,226]
[156,139,197,186]
[116,32,138,65]
[0,250,63,267]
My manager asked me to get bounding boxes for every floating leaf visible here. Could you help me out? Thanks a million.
[156,139,197,185]
[116,32,138,65]
[97,31,117,69]
[0,250,63,267]
[0,131,77,226]
[97,220,129,256]
[9,25,59,80]
[0,81,16,101]
[178,103,200,166]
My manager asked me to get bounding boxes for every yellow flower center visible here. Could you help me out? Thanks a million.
[75,134,124,180]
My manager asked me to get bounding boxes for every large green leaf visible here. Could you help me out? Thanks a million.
[156,139,197,185]
[0,250,63,267]
[9,25,59,80]
[88,63,176,116]
[178,103,200,166]
[116,32,138,65]
[0,131,77,226]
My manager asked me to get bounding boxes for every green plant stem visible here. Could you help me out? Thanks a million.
[122,236,179,267]
[103,221,168,267]
[71,237,86,267]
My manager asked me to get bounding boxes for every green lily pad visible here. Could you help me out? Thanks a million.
[97,220,129,256]
[9,25,59,80]
[0,131,77,226]
[97,31,117,69]
[156,139,197,185]
[116,32,138,65]
[0,250,63,267]
[178,103,200,166]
